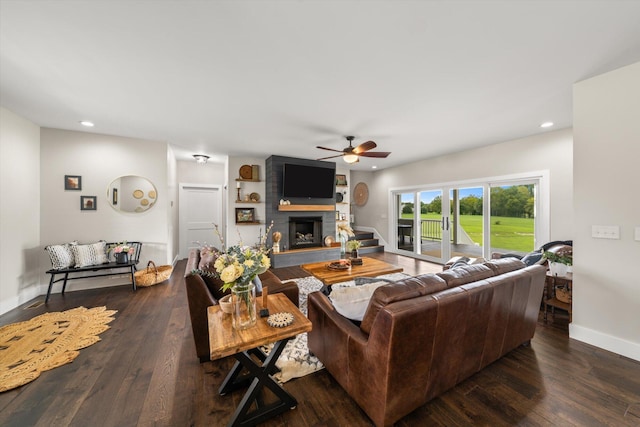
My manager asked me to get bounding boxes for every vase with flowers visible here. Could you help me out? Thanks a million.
[109,242,135,264]
[337,222,355,257]
[196,223,273,329]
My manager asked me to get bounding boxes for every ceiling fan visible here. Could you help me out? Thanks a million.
[316,136,391,164]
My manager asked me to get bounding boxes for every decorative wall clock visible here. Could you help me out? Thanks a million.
[353,182,369,206]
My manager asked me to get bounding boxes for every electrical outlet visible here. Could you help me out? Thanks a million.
[591,225,620,239]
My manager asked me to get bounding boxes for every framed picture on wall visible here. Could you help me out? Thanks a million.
[235,207,255,223]
[236,208,256,224]
[65,175,82,190]
[81,196,97,211]
[335,174,347,186]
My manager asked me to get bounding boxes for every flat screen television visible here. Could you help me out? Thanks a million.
[282,163,335,199]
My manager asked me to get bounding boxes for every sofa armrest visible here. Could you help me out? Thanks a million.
[259,270,299,307]
[307,291,368,391]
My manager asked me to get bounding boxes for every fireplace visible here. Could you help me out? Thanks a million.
[289,217,323,249]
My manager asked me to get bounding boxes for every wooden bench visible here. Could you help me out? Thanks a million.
[45,241,143,303]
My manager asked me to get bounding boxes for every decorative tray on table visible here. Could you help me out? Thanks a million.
[326,260,351,271]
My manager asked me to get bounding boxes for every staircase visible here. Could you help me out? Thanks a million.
[351,229,384,254]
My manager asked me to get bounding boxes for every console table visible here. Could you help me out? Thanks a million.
[208,293,312,426]
[543,272,572,322]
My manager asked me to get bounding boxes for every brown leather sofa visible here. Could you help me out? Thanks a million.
[308,258,545,426]
[184,247,299,362]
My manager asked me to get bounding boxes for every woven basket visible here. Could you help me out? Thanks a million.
[134,261,172,287]
[555,286,571,304]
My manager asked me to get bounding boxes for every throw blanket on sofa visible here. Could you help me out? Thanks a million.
[263,272,409,383]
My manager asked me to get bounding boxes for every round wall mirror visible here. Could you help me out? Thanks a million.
[107,175,157,213]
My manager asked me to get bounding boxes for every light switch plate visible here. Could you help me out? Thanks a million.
[635,227,640,241]
[591,225,620,239]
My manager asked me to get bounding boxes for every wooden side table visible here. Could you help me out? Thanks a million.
[208,293,312,426]
[543,272,572,323]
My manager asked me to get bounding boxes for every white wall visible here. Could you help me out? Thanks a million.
[0,108,41,314]
[40,128,170,293]
[352,128,574,244]
[571,62,640,361]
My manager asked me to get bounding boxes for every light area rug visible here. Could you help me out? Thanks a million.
[263,272,409,383]
[0,306,117,392]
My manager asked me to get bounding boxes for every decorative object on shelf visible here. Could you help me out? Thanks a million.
[140,198,149,206]
[267,312,294,328]
[235,207,256,223]
[353,182,369,206]
[193,154,210,165]
[272,231,282,253]
[555,286,571,304]
[64,175,81,190]
[250,192,260,202]
[218,294,234,314]
[324,235,335,247]
[193,223,273,330]
[336,192,344,202]
[251,164,259,180]
[239,164,253,179]
[133,189,144,199]
[148,190,156,199]
[279,199,291,205]
[80,195,97,211]
[236,181,242,201]
[336,174,348,185]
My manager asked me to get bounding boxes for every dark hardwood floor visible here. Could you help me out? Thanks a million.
[1,253,639,426]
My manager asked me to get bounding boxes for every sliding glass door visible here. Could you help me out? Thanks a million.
[392,175,544,264]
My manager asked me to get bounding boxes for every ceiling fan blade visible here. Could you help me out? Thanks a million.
[316,154,344,160]
[358,151,391,158]
[316,146,345,153]
[353,140,377,154]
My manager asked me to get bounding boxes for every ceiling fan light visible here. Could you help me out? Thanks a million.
[343,154,359,164]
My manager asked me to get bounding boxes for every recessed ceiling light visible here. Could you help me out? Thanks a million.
[540,122,554,128]
[80,121,94,127]
[372,165,378,169]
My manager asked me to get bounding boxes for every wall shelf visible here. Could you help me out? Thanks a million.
[278,205,335,212]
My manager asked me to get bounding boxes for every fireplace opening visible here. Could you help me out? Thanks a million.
[289,216,323,249]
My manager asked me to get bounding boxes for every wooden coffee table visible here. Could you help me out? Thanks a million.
[301,256,403,285]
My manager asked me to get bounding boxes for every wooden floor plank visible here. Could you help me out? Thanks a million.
[1,253,639,427]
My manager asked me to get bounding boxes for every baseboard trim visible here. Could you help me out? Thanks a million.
[0,285,44,316]
[569,323,640,362]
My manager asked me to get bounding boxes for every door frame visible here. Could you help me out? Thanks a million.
[178,183,224,259]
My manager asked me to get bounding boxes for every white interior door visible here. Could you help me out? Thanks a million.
[179,184,223,258]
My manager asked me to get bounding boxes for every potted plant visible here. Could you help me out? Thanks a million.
[543,250,572,277]
[346,240,361,259]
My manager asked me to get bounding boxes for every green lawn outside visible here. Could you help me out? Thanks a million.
[401,213,534,252]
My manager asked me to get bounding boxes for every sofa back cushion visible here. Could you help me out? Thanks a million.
[483,257,526,275]
[360,274,448,334]
[436,263,495,288]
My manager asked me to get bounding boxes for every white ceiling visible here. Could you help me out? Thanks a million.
[2,1,640,170]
